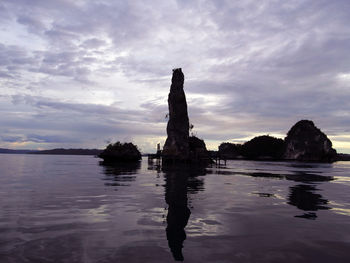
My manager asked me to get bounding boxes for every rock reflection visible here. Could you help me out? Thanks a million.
[187,165,206,194]
[147,158,161,176]
[288,184,330,220]
[99,161,141,187]
[162,164,206,261]
[286,172,334,183]
[220,170,334,182]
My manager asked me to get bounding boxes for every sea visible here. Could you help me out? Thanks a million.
[0,154,349,263]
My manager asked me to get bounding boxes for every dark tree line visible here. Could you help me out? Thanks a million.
[218,135,285,160]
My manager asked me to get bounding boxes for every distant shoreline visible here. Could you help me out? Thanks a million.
[1,148,349,161]
[0,148,102,156]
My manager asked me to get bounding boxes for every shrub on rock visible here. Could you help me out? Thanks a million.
[99,142,141,162]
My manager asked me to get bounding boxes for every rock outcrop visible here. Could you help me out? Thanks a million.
[98,142,141,162]
[162,68,190,161]
[188,136,210,161]
[218,142,243,159]
[284,120,337,162]
[218,136,284,160]
[243,135,285,160]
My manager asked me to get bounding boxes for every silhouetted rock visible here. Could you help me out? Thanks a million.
[162,68,190,161]
[98,142,141,162]
[242,135,285,160]
[218,142,243,159]
[188,136,210,162]
[284,120,337,162]
[217,136,284,160]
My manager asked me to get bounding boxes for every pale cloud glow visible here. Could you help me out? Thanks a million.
[336,73,350,85]
[0,0,350,153]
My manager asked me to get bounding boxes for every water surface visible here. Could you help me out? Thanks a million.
[0,154,349,262]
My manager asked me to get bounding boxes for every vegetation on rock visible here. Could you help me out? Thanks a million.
[218,135,284,160]
[218,143,243,159]
[188,136,209,161]
[98,142,141,162]
[218,120,338,163]
[242,135,285,159]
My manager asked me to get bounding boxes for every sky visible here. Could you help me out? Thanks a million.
[1,0,350,153]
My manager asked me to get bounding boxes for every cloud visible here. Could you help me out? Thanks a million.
[26,134,78,143]
[1,135,24,143]
[17,14,47,34]
[0,0,350,152]
[80,38,107,49]
[0,94,167,150]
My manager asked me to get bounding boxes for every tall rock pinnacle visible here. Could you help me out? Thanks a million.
[162,68,190,161]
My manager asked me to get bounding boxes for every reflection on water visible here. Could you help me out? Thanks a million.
[285,172,334,183]
[100,159,207,261]
[100,161,141,187]
[0,155,350,262]
[163,165,190,261]
[210,161,335,220]
[162,164,207,261]
[288,184,330,219]
[214,170,334,182]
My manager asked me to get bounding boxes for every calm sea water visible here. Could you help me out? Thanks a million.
[0,154,349,263]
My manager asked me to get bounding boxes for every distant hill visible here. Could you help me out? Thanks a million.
[337,153,350,161]
[0,148,103,155]
[30,148,103,155]
[0,148,35,154]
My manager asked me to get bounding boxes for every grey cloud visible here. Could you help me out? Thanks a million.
[0,2,11,23]
[29,134,78,143]
[8,94,166,134]
[17,14,47,34]
[11,94,140,120]
[1,95,166,151]
[1,0,350,152]
[0,44,29,65]
[44,28,81,47]
[81,38,107,49]
[1,135,24,143]
[0,132,77,145]
[0,71,14,79]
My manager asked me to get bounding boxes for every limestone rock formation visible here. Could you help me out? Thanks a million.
[243,135,285,160]
[162,68,190,161]
[189,136,210,161]
[218,136,284,160]
[284,120,337,162]
[98,142,141,162]
[218,142,243,159]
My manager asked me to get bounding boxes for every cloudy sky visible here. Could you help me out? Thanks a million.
[1,0,350,153]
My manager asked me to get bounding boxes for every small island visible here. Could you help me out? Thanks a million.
[217,120,337,163]
[159,69,339,163]
[98,142,141,163]
[95,69,341,164]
